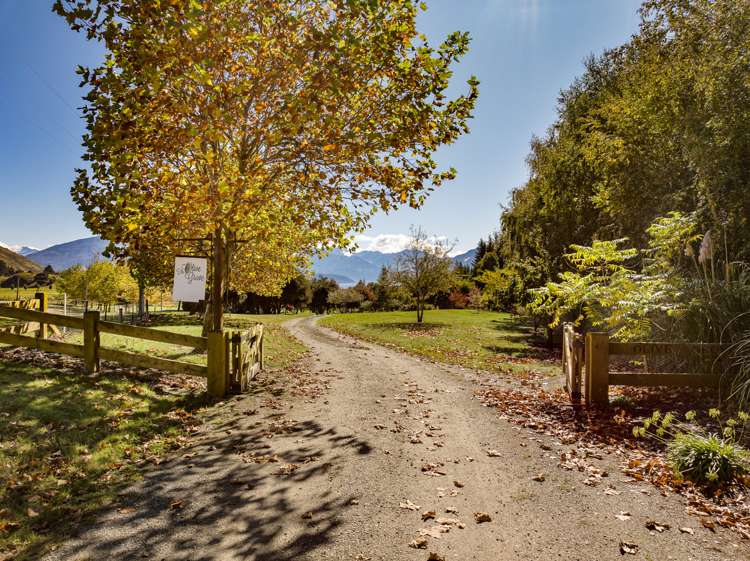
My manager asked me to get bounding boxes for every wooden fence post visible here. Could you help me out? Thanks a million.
[207,332,227,398]
[259,325,264,369]
[35,292,48,339]
[585,332,609,406]
[83,310,100,374]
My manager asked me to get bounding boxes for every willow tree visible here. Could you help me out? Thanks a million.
[55,0,479,332]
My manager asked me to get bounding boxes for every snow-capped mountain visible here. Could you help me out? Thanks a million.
[0,242,40,256]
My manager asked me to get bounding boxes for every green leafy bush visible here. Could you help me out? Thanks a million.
[634,409,749,488]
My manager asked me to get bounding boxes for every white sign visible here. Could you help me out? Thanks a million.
[172,256,207,302]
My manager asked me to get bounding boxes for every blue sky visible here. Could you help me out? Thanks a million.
[0,0,642,253]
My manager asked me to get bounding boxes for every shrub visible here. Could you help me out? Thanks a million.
[634,409,749,488]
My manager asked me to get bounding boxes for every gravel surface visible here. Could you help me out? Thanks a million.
[43,316,749,561]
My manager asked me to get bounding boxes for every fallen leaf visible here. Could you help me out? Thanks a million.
[419,525,451,538]
[453,480,464,488]
[408,537,428,549]
[615,511,632,521]
[486,449,502,457]
[302,511,313,519]
[445,506,458,514]
[474,512,492,523]
[117,506,136,514]
[169,500,184,510]
[427,553,445,561]
[436,517,461,526]
[26,507,39,518]
[678,527,694,535]
[603,487,621,496]
[645,520,670,533]
[700,519,716,532]
[400,500,421,511]
[532,473,546,482]
[421,510,436,521]
[619,541,638,555]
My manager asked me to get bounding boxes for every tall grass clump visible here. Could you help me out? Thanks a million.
[634,409,749,489]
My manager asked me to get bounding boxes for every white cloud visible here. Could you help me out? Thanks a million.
[351,233,465,256]
[351,234,413,254]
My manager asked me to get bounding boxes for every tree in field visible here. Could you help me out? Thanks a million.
[328,287,364,312]
[55,261,138,312]
[310,277,339,314]
[395,227,453,323]
[54,0,479,333]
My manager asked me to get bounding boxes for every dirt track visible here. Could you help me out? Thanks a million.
[44,316,748,561]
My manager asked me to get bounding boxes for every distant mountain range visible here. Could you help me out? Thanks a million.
[1,235,477,284]
[0,242,39,256]
[311,248,476,285]
[0,245,43,273]
[24,237,109,271]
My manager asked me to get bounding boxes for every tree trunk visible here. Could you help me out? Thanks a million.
[211,227,225,333]
[138,282,146,319]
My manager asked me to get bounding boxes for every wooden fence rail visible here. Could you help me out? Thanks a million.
[0,295,263,398]
[580,332,725,406]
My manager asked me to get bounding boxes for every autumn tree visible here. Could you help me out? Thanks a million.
[54,0,479,333]
[395,227,453,323]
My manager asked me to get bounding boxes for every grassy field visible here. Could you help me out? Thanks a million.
[0,359,207,559]
[319,309,557,377]
[0,287,56,302]
[0,311,307,558]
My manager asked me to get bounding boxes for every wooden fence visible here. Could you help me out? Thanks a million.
[562,324,584,402]
[562,325,725,406]
[0,294,263,398]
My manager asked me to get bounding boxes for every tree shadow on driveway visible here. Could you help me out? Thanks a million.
[42,407,373,561]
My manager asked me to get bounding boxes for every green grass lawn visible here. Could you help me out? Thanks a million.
[319,309,557,377]
[0,360,207,560]
[0,311,308,559]
[0,287,56,303]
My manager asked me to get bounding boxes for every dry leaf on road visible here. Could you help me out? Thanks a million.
[645,520,670,533]
[408,537,428,549]
[400,500,420,511]
[619,541,638,555]
[474,512,492,523]
[419,525,451,539]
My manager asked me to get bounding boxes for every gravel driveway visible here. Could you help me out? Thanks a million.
[44,316,748,561]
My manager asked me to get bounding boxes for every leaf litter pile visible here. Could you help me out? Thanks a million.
[475,380,750,539]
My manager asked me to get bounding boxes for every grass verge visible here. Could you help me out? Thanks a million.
[0,358,207,560]
[0,312,308,559]
[319,309,556,377]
